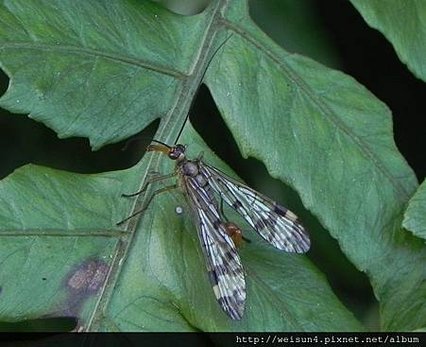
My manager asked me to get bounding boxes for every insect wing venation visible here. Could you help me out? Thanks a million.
[182,171,246,320]
[145,142,310,320]
[199,163,310,253]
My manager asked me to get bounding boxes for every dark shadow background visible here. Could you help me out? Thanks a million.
[0,0,424,331]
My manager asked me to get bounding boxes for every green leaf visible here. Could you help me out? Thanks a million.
[350,0,426,82]
[0,0,209,149]
[0,0,423,332]
[413,327,426,332]
[0,123,362,331]
[204,1,422,331]
[403,179,426,240]
[0,165,134,330]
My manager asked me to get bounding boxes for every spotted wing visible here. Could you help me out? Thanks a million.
[200,164,310,253]
[184,176,246,320]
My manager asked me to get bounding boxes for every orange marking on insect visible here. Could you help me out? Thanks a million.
[224,222,243,248]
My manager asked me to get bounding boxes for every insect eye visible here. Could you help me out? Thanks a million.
[169,144,186,160]
[176,144,186,153]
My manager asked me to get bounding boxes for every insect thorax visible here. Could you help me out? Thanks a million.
[179,160,210,189]
[179,160,200,177]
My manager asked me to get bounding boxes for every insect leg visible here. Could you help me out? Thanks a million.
[117,183,178,225]
[121,172,177,197]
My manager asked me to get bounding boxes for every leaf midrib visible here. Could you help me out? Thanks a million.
[86,0,229,331]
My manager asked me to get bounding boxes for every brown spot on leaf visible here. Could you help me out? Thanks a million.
[67,259,108,293]
[61,258,109,318]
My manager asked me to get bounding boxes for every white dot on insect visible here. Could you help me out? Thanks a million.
[175,206,184,215]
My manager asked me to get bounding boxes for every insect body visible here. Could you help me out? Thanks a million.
[143,141,310,320]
